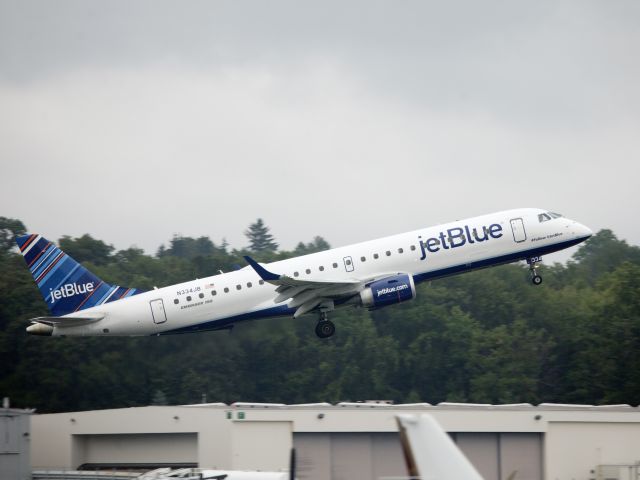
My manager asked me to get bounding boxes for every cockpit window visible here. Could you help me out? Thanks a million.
[539,211,563,222]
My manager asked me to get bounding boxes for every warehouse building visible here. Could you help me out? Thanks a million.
[31,402,640,480]
[0,399,33,480]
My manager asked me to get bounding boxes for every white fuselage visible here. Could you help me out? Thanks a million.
[54,208,592,336]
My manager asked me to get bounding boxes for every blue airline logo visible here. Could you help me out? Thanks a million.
[49,282,95,303]
[419,223,503,260]
[377,284,409,297]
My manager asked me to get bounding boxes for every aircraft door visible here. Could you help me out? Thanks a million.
[150,299,167,324]
[510,218,527,243]
[343,256,354,272]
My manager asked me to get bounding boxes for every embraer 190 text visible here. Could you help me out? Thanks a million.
[17,208,592,338]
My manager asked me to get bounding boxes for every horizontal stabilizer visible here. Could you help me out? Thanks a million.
[29,314,104,326]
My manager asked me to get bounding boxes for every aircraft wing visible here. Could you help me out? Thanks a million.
[244,256,362,317]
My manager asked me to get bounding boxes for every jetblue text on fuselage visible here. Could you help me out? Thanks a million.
[419,223,503,260]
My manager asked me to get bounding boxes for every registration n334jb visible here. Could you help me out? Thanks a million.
[18,208,592,338]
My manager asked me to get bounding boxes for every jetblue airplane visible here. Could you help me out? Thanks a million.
[17,208,592,338]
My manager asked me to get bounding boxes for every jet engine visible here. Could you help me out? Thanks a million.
[359,274,416,309]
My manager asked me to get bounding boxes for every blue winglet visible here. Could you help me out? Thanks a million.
[244,256,281,282]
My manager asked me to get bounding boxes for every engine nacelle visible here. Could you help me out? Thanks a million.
[359,274,416,309]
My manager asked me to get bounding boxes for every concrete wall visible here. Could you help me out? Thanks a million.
[31,406,232,469]
[545,421,640,480]
[231,422,292,471]
[294,432,406,480]
[0,408,32,480]
[294,431,542,480]
[74,433,197,466]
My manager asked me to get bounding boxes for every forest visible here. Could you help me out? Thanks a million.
[0,217,639,413]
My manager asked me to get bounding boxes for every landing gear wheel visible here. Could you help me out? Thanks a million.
[315,320,335,338]
[527,256,543,286]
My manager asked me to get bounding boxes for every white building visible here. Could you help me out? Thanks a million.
[0,402,33,480]
[32,402,640,480]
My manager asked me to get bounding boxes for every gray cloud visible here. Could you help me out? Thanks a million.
[3,0,638,129]
[1,0,638,259]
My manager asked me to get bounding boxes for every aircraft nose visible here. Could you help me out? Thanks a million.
[574,222,593,239]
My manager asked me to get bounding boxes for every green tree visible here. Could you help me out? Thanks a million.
[293,236,331,255]
[58,234,114,265]
[157,235,219,259]
[563,262,640,405]
[245,219,278,253]
[151,389,169,405]
[0,217,26,255]
[468,319,554,403]
[2,217,640,413]
[567,229,640,285]
[405,306,480,402]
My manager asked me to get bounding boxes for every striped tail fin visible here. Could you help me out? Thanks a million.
[16,234,145,317]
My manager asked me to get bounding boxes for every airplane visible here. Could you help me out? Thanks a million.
[396,413,484,480]
[16,208,592,338]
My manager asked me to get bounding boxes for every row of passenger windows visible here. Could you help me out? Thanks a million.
[173,280,266,304]
[360,246,413,262]
[290,246,416,276]
[173,244,418,304]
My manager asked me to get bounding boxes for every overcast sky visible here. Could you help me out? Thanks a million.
[1,0,638,261]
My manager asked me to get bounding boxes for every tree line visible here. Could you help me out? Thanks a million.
[0,217,639,412]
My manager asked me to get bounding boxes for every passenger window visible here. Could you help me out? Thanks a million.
[259,280,264,285]
[333,262,338,268]
[345,259,352,266]
[373,253,379,259]
[224,287,229,293]
[319,266,325,271]
[294,271,299,277]
[199,293,204,299]
[186,296,192,301]
[211,290,217,296]
[361,256,366,262]
[247,282,252,288]
[305,268,311,274]
[236,284,241,290]
[398,248,404,254]
[386,251,391,256]
[174,299,179,305]
[410,245,416,251]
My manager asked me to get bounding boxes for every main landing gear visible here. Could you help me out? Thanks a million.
[315,311,336,339]
[527,256,543,286]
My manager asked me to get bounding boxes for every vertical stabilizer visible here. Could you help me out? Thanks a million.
[16,234,144,316]
[396,414,484,480]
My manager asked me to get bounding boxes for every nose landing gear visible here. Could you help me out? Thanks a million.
[315,311,336,338]
[527,256,543,285]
